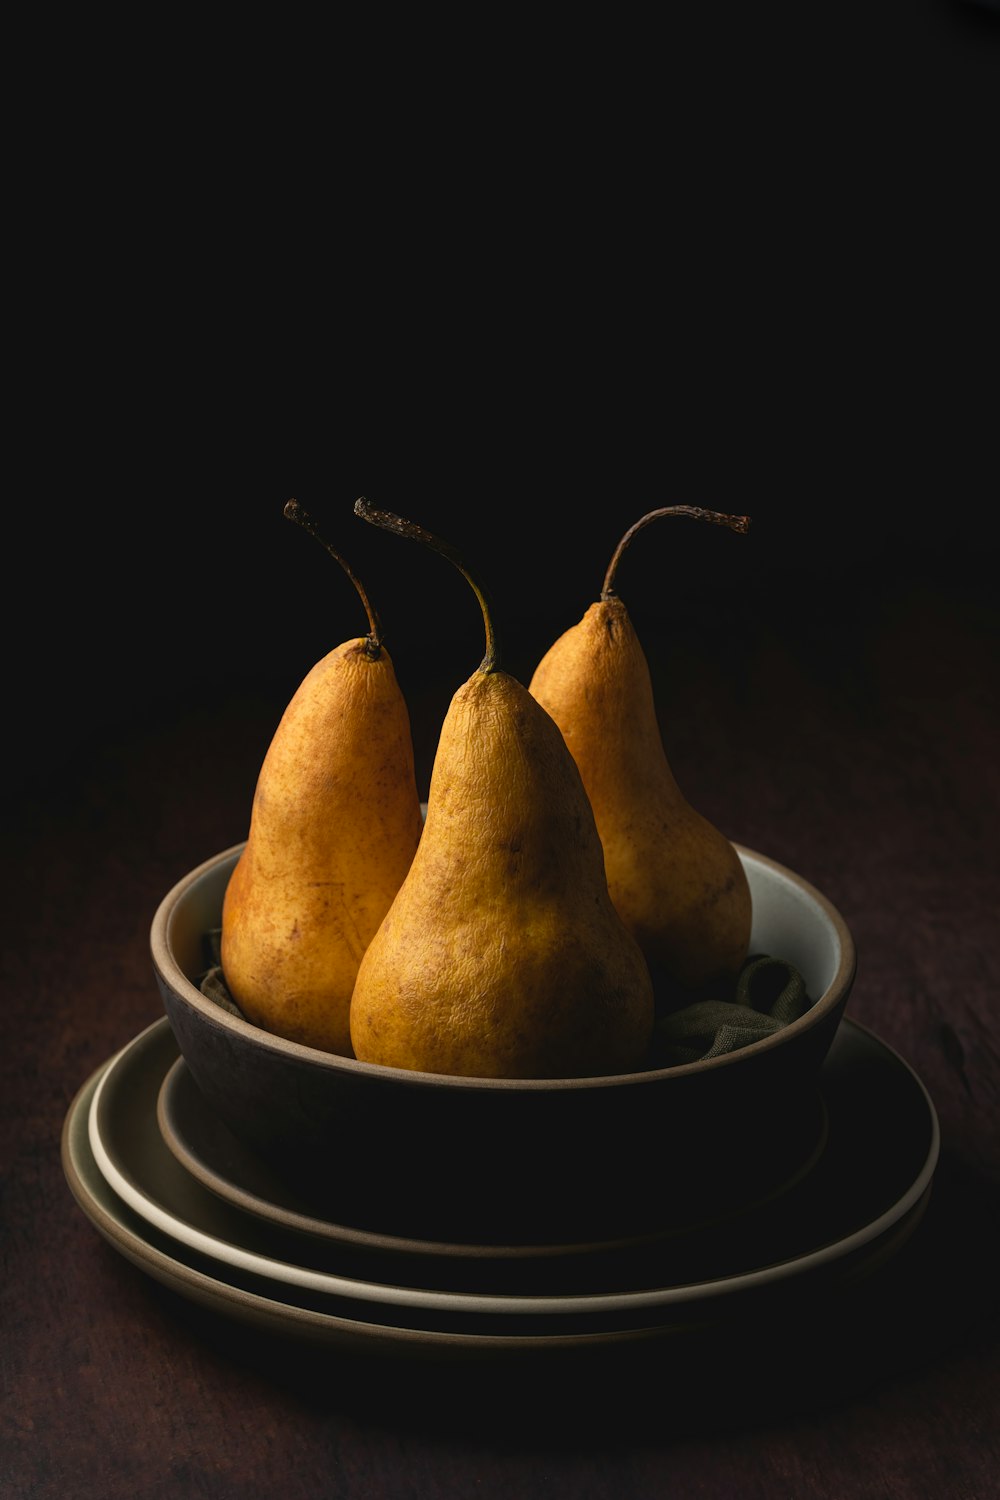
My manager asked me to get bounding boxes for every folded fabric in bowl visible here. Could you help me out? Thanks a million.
[650,954,810,1067]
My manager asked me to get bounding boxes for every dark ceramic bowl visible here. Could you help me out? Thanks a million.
[151,843,856,1246]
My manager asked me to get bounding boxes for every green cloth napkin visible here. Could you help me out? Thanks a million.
[198,933,810,1068]
[648,954,810,1067]
[198,929,245,1018]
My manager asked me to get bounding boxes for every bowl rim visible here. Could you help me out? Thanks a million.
[150,842,857,1091]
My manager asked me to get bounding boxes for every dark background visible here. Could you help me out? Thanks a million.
[7,0,997,815]
[4,3,999,1497]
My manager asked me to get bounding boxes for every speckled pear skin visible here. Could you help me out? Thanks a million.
[349,669,655,1079]
[221,640,423,1056]
[529,597,752,997]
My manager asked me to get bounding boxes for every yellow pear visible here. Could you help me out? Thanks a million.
[349,500,655,1080]
[220,501,423,1056]
[528,505,753,1004]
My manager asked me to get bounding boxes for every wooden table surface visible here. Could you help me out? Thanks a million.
[3,493,998,1499]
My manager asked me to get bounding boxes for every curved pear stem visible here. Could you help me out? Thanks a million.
[284,499,383,657]
[354,497,500,674]
[601,506,751,601]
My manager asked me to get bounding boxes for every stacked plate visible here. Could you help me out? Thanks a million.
[61,1016,940,1359]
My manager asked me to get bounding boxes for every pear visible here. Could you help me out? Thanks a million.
[348,500,655,1080]
[528,505,753,1004]
[220,501,424,1056]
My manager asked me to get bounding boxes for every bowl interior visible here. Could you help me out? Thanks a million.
[159,842,854,1070]
[742,853,844,997]
[164,850,235,982]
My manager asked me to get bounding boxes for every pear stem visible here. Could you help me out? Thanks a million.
[354,497,501,674]
[601,506,751,601]
[284,499,383,657]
